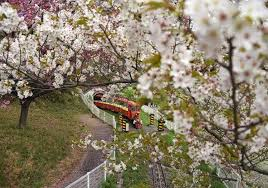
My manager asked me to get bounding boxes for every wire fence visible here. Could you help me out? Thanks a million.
[65,162,107,188]
[216,166,242,188]
[65,91,117,188]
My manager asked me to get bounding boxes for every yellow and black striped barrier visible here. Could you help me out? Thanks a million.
[122,119,127,132]
[158,118,165,131]
[149,114,155,125]
[119,114,123,127]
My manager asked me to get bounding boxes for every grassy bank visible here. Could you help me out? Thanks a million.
[0,93,89,188]
[122,163,150,188]
[140,109,151,126]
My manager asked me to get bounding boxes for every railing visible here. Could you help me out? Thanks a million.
[79,94,245,188]
[216,166,242,188]
[141,105,175,131]
[81,91,117,129]
[65,91,117,188]
[65,162,107,188]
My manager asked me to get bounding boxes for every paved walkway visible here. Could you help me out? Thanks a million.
[52,114,113,188]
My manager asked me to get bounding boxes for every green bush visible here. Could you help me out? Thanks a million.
[120,87,138,101]
[123,164,150,188]
[129,182,150,188]
[101,175,117,188]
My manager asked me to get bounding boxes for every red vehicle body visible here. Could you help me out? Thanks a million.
[93,92,142,129]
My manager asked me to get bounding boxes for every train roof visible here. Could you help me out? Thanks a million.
[93,92,140,106]
[115,97,140,106]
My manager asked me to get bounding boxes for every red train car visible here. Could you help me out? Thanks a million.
[93,92,142,129]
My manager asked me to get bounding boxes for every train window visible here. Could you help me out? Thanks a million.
[130,106,137,111]
[118,101,127,107]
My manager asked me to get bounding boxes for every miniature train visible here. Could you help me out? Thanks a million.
[93,92,142,129]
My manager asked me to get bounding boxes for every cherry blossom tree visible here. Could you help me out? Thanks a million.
[2,0,268,186]
[0,1,139,128]
[129,0,268,180]
[85,0,268,185]
[4,0,58,24]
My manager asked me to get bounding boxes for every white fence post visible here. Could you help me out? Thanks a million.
[104,160,107,181]
[113,118,116,129]
[87,172,90,188]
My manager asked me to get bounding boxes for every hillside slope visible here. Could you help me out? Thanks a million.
[0,93,90,188]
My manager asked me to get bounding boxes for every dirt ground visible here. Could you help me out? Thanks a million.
[51,114,113,188]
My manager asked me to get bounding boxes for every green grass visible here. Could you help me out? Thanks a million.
[114,131,150,188]
[122,163,150,188]
[198,163,226,188]
[101,175,117,188]
[101,165,150,188]
[97,109,151,187]
[0,92,89,188]
[165,130,175,145]
[140,109,152,126]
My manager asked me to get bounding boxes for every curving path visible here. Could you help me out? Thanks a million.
[52,113,113,188]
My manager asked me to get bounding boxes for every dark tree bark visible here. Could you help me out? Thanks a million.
[18,98,33,129]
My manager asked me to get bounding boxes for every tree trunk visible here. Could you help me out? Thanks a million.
[18,99,32,129]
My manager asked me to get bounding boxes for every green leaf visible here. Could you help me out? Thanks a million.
[142,53,161,68]
[145,2,166,11]
[205,59,215,66]
[192,70,204,81]
[198,163,213,173]
[137,96,152,105]
[208,70,218,76]
[76,17,88,26]
[145,1,175,11]
[223,109,233,119]
[0,14,7,21]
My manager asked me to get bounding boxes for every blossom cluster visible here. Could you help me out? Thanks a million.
[0,0,140,99]
[1,0,268,182]
[127,0,268,178]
